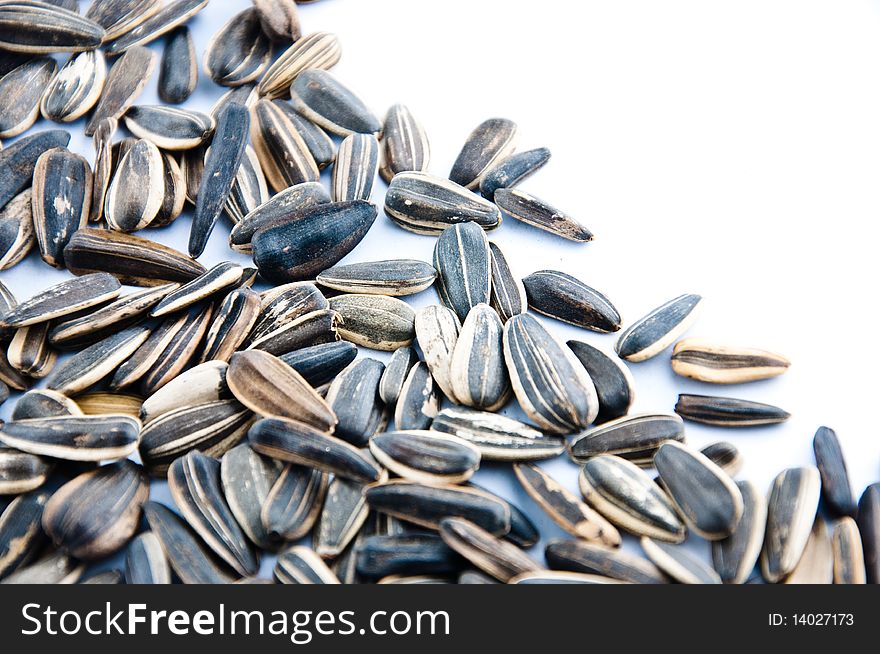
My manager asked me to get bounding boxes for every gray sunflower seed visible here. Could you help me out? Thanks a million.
[190,102,251,257]
[385,171,502,235]
[468,483,539,549]
[86,0,163,42]
[615,293,703,362]
[325,358,387,445]
[230,181,329,251]
[12,389,81,420]
[289,69,380,136]
[439,517,536,582]
[357,534,461,579]
[654,441,743,540]
[379,103,430,184]
[275,546,340,584]
[168,451,258,576]
[504,313,599,434]
[0,57,57,137]
[0,50,34,78]
[640,537,722,584]
[158,25,196,104]
[857,484,880,583]
[224,146,268,224]
[434,222,492,322]
[700,441,742,477]
[579,455,685,542]
[524,270,622,333]
[109,308,197,389]
[104,0,209,55]
[711,480,767,584]
[262,463,326,542]
[314,474,370,558]
[813,426,855,517]
[449,118,517,191]
[494,188,593,242]
[43,460,147,559]
[488,241,526,322]
[198,288,261,363]
[1,549,83,584]
[64,228,206,286]
[0,2,104,53]
[832,517,865,584]
[140,360,228,424]
[124,105,215,150]
[151,262,243,317]
[317,260,436,298]
[87,117,116,223]
[143,501,238,584]
[414,305,460,403]
[85,45,156,137]
[394,362,438,431]
[430,406,565,462]
[0,414,140,462]
[276,101,335,169]
[41,51,106,123]
[761,466,821,583]
[479,147,551,200]
[515,462,619,545]
[449,303,509,411]
[567,340,635,423]
[124,531,170,584]
[149,151,187,227]
[76,392,142,417]
[228,350,337,430]
[784,517,833,584]
[204,8,271,88]
[378,346,418,407]
[508,570,624,584]
[211,83,258,118]
[328,293,415,351]
[48,326,151,395]
[545,539,668,584]
[139,399,251,476]
[253,0,300,41]
[258,31,341,99]
[1,273,120,328]
[8,323,56,378]
[675,394,791,427]
[0,491,49,580]
[371,431,479,485]
[32,147,92,268]
[332,133,379,202]
[250,98,319,192]
[246,309,338,356]
[365,481,511,535]
[279,342,357,389]
[0,189,35,270]
[105,138,164,232]
[670,338,790,384]
[0,129,71,210]
[0,448,51,495]
[221,443,283,549]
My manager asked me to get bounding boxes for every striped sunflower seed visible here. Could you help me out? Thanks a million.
[325,358,387,445]
[332,133,379,202]
[0,273,120,328]
[813,426,855,517]
[210,83,258,118]
[479,147,551,200]
[488,242,526,322]
[168,451,258,576]
[317,260,436,297]
[700,441,743,477]
[253,0,301,42]
[8,323,57,378]
[104,0,209,55]
[275,546,340,584]
[654,441,743,540]
[85,0,163,42]
[503,313,599,434]
[469,482,538,548]
[203,8,272,88]
[76,392,142,417]
[430,406,565,461]
[0,349,28,391]
[0,57,58,137]
[0,491,49,580]
[379,103,430,183]
[85,45,156,137]
[567,340,635,423]
[370,431,480,485]
[578,455,685,542]
[449,303,509,410]
[394,362,438,431]
[276,101,335,169]
[0,448,51,495]
[449,118,517,191]
[384,171,502,235]
[857,484,880,583]
[158,26,196,104]
[261,463,327,542]
[181,142,205,205]
[250,98,319,192]
[0,189,35,270]
[32,147,92,268]
[314,473,371,558]
[670,339,790,384]
[1,549,83,585]
[434,221,492,322]
[105,138,164,232]
[615,293,703,362]
[439,517,537,582]
[124,105,215,150]
[494,188,593,242]
[229,181,329,251]
[545,539,668,584]
[356,534,461,579]
[784,517,832,584]
[0,1,104,53]
[151,151,187,227]
[328,293,415,351]
[87,117,116,223]
[124,531,171,584]
[674,394,790,427]
[0,282,18,340]
[0,414,140,462]
[198,288,261,363]
[711,480,767,584]
[378,346,418,406]
[279,341,357,388]
[12,388,81,420]
[221,443,284,550]
[257,31,341,99]
[640,537,722,584]
[761,466,821,583]
[42,460,148,560]
[224,146,268,224]
[40,51,106,123]
[151,262,243,317]
[831,517,866,584]
[0,129,71,210]
[140,360,228,423]
[508,571,623,585]
[48,326,151,395]
[246,309,338,356]
[523,270,622,333]
[289,69,380,137]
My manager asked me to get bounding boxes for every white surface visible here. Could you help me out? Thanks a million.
[2,0,879,576]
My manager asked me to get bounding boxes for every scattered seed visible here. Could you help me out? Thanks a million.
[857,483,880,584]
[151,262,243,317]
[0,414,140,462]
[124,531,170,584]
[124,105,215,150]
[253,0,301,42]
[449,303,509,410]
[328,293,415,351]
[449,118,517,191]
[0,1,104,53]
[831,517,866,584]
[289,69,380,136]
[76,392,142,417]
[325,358,387,445]
[439,517,537,582]
[151,151,187,227]
[317,259,436,298]
[1,549,83,584]
[12,388,81,420]
[0,448,51,495]
[158,25,196,104]
[494,188,592,242]
[139,360,227,424]
[104,0,209,55]
[711,480,767,584]
[640,537,722,584]
[0,491,50,580]
[0,129,71,210]
[258,31,341,99]
[479,147,551,200]
[250,98,319,192]
[394,362,438,431]
[615,294,703,362]
[204,8,272,88]
[224,145,268,224]
[198,288,261,363]
[314,473,370,558]
[105,138,164,232]
[261,463,327,542]
[332,133,379,202]
[675,394,790,427]
[379,103,430,183]
[378,346,418,407]
[700,441,742,477]
[370,431,479,485]
[545,539,668,584]
[761,466,821,583]
[567,340,635,423]
[247,308,338,356]
[0,57,58,137]
[356,534,461,579]
[87,117,116,223]
[221,443,284,550]
[434,222,492,322]
[1,273,120,328]
[279,341,356,389]
[0,189,35,270]
[41,51,106,123]
[670,338,790,384]
[230,181,329,251]
[276,100,335,169]
[813,426,855,517]
[85,45,156,137]
[488,242,526,322]
[523,270,621,333]
[85,0,163,42]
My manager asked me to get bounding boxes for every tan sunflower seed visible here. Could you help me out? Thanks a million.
[615,294,703,362]
[379,103,430,184]
[328,293,415,351]
[261,463,327,542]
[258,32,341,99]
[140,302,215,396]
[12,389,81,420]
[8,323,56,378]
[41,51,106,123]
[0,414,140,462]
[494,188,593,242]
[523,270,622,333]
[0,2,104,53]
[813,426,855,517]
[204,8,272,88]
[253,0,300,41]
[105,138,164,232]
[567,413,685,465]
[230,181,330,251]
[545,539,668,584]
[670,339,790,384]
[449,118,517,190]
[124,105,215,150]
[831,517,865,584]
[782,517,832,584]
[0,449,51,495]
[700,441,743,477]
[488,241,526,322]
[104,0,209,55]
[357,534,461,579]
[0,491,50,579]
[394,362,438,431]
[139,360,228,424]
[325,358,387,445]
[224,146,268,224]
[151,262,243,318]
[1,273,120,328]
[414,305,460,403]
[87,117,116,223]
[85,0,163,42]
[124,531,171,584]
[449,303,509,411]
[762,466,821,583]
[711,480,767,584]
[0,129,71,210]
[76,392,142,417]
[275,546,340,584]
[221,443,284,550]
[288,69,379,137]
[1,549,84,584]
[434,222,492,322]
[675,394,790,427]
[158,25,196,104]
[640,537,722,584]
[317,260,436,297]
[439,517,537,582]
[250,98,319,192]
[0,57,58,137]
[0,189,35,270]
[479,147,551,200]
[85,45,156,137]
[567,340,635,423]
[332,133,379,202]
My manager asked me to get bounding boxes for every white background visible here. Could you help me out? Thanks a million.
[2,0,879,577]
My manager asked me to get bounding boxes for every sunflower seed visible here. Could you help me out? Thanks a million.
[41,51,105,124]
[508,570,624,584]
[85,45,156,137]
[138,362,225,424]
[523,270,621,333]
[317,260,436,299]
[449,118,517,191]
[86,0,162,42]
[710,480,767,584]
[197,289,260,364]
[493,188,592,242]
[258,31,341,99]
[87,117,116,223]
[332,133,379,202]
[8,323,56,378]
[250,98,319,192]
[109,309,198,389]
[466,482,537,548]
[149,151,187,227]
[0,50,34,78]
[0,129,70,210]
[1,549,83,584]
[253,0,300,41]
[0,491,49,580]
[578,455,685,542]
[503,313,599,434]
[449,303,509,410]
[328,293,415,351]
[224,146,268,224]
[0,414,139,462]
[0,448,51,495]
[615,294,703,362]
[124,105,214,151]
[784,517,833,584]
[0,57,57,137]
[1,273,120,328]
[275,546,340,584]
[104,0,209,55]
[105,138,164,232]
[640,537,722,584]
[700,441,742,477]
[0,350,27,391]
[675,394,790,427]
[761,466,821,582]
[276,101,335,169]
[289,69,380,136]
[189,102,251,257]
[356,534,460,579]
[813,426,855,517]
[151,262,243,318]
[124,531,170,584]
[0,2,104,53]
[247,309,338,356]
[0,281,15,334]
[168,451,258,576]
[181,142,205,204]
[221,444,283,550]
[229,182,329,252]
[12,389,81,420]
[158,25,196,104]
[314,474,370,558]
[486,242,525,323]
[204,8,271,88]
[276,343,353,391]
[394,362,438,431]
[261,463,326,542]
[76,392,142,417]
[379,103,429,183]
[413,314,458,409]
[670,339,790,384]
[385,171,502,235]
[0,189,35,270]
[434,222,491,322]
[64,228,206,286]
[139,303,216,395]
[32,147,92,268]
[325,358,387,445]
[566,342,634,425]
[545,539,668,584]
[831,517,865,584]
[479,147,551,200]
[143,501,238,584]
[370,431,479,485]
[438,517,536,582]
[377,346,417,407]
[857,484,880,583]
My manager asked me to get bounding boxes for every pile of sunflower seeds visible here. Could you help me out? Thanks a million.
[0,0,876,585]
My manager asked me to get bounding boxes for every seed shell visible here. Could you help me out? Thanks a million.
[0,189,35,270]
[449,118,518,190]
[277,342,353,390]
[0,129,71,210]
[332,133,379,202]
[414,305,462,401]
[711,480,767,584]
[109,309,195,390]
[523,270,621,333]
[700,441,743,477]
[203,8,272,88]
[149,151,187,227]
[379,103,430,183]
[246,308,338,356]
[253,0,301,41]
[105,138,164,232]
[479,147,551,199]
[8,322,56,378]
[0,57,58,137]
[394,362,438,431]
[124,531,171,584]
[86,0,163,42]
[104,0,209,55]
[41,50,106,123]
[545,539,668,584]
[670,339,790,384]
[87,117,116,223]
[567,340,635,424]
[434,222,492,322]
[0,448,51,495]
[0,491,50,580]
[12,388,81,420]
[615,293,703,362]
[230,181,330,250]
[85,45,156,137]
[314,474,370,558]
[494,188,592,242]
[325,358,387,445]
[674,394,791,427]
[258,31,341,99]
[277,101,335,169]
[357,534,461,579]
[221,443,284,550]
[640,537,722,584]
[151,262,243,317]
[0,414,139,462]
[48,326,151,395]
[449,303,509,410]
[378,346,418,407]
[812,426,855,517]
[1,273,120,328]
[275,546,340,584]
[784,517,833,584]
[857,484,880,584]
[0,349,28,391]
[0,1,104,53]
[225,145,268,224]
[198,288,261,363]
[371,431,480,485]
[761,466,821,583]
[328,293,415,351]
[439,517,537,582]
[250,98,319,192]
[76,392,142,417]
[124,105,215,150]
[508,571,623,585]
[1,549,83,584]
[261,463,327,542]
[831,517,866,584]
[139,360,227,424]
[158,26,197,104]
[289,69,380,136]
[488,242,526,322]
